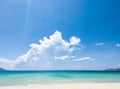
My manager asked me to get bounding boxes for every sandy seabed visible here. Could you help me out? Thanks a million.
[0,83,120,89]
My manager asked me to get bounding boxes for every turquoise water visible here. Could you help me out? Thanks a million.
[0,71,120,86]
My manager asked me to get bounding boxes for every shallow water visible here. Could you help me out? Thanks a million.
[0,70,120,86]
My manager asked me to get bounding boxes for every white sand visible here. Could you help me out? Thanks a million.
[0,83,120,89]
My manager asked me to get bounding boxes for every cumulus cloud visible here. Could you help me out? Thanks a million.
[15,31,80,63]
[116,44,120,47]
[95,43,104,46]
[70,36,81,45]
[0,31,91,70]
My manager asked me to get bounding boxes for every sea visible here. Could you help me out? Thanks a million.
[0,70,120,86]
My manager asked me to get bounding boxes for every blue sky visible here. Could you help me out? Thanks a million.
[0,0,120,70]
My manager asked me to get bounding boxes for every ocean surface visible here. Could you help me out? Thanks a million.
[0,70,120,86]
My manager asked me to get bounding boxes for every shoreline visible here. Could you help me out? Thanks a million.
[0,83,120,89]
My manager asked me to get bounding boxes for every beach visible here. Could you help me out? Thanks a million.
[0,83,120,89]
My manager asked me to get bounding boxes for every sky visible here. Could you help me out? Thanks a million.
[0,0,120,70]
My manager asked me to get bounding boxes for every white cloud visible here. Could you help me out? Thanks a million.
[15,31,80,63]
[116,44,120,47]
[70,36,81,45]
[117,65,120,67]
[74,57,92,61]
[95,43,104,46]
[0,58,15,69]
[54,55,76,60]
[0,31,85,70]
[54,55,69,60]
